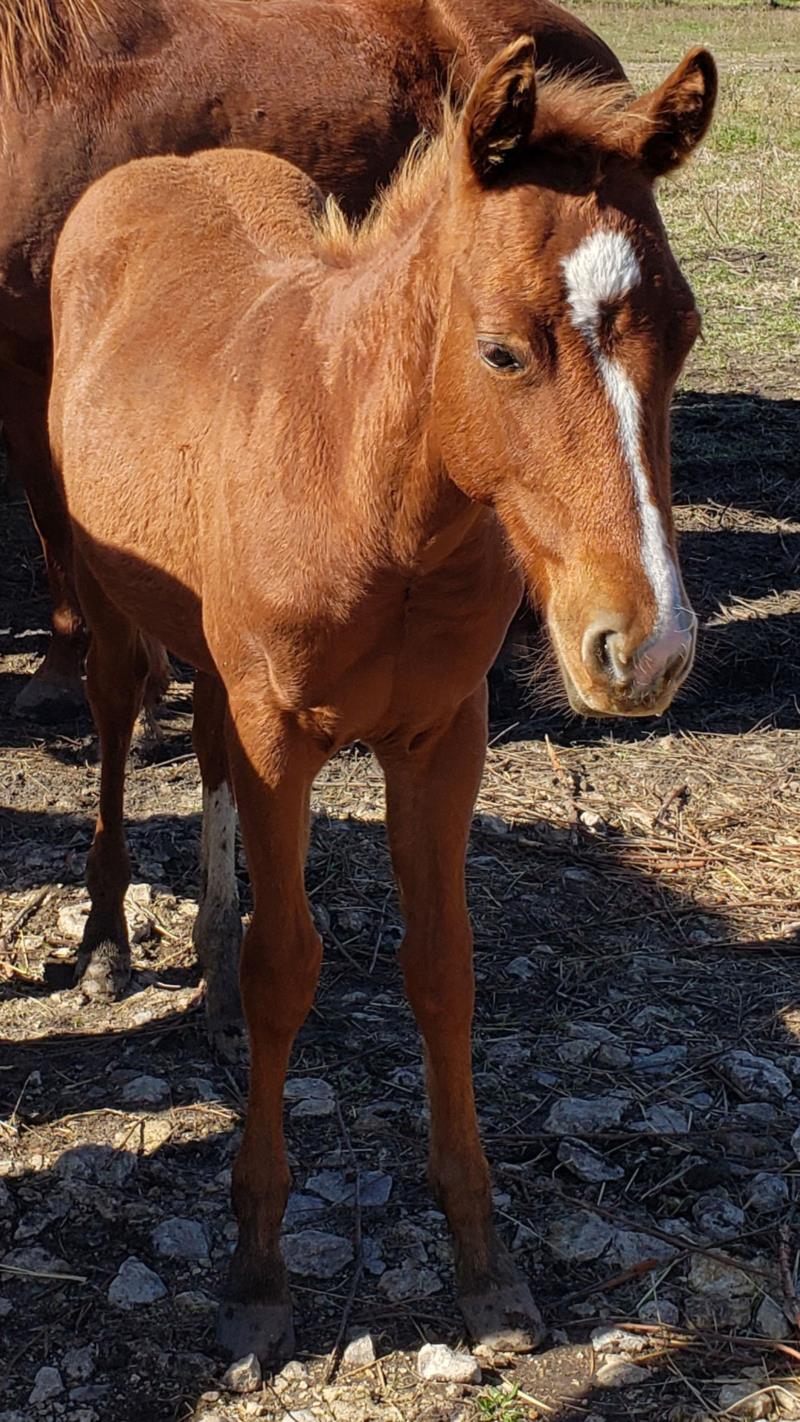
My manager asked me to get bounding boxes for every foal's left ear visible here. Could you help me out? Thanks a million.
[629,48,717,176]
[462,36,537,183]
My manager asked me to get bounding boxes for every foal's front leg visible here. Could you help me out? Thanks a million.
[217,698,326,1363]
[378,685,543,1354]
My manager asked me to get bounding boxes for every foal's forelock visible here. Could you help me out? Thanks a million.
[561,226,692,678]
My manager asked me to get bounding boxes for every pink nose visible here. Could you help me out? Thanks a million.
[582,614,696,696]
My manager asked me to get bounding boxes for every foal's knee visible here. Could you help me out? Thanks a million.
[240,912,322,1036]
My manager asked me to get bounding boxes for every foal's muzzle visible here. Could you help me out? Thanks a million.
[567,610,697,717]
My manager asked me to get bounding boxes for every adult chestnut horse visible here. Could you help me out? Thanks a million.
[1,0,622,717]
[50,37,716,1358]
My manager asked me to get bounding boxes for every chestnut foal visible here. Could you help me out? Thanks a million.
[1,0,621,718]
[49,38,716,1359]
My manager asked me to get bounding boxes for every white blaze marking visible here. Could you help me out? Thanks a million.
[200,782,238,919]
[562,230,691,669]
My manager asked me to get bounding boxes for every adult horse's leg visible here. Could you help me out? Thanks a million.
[1,363,88,717]
[191,670,243,1053]
[73,559,147,999]
[217,698,325,1362]
[377,685,544,1354]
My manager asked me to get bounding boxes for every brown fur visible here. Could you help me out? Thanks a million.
[0,0,625,713]
[48,37,716,1360]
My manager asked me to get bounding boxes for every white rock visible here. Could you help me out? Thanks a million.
[0,1298,11,1318]
[290,1097,336,1120]
[29,1367,63,1405]
[222,1353,262,1394]
[548,1214,613,1263]
[417,1343,481,1384]
[755,1296,790,1340]
[283,1192,326,1226]
[283,1077,332,1102]
[55,1143,136,1185]
[557,1140,624,1183]
[305,1169,349,1202]
[175,1290,215,1313]
[544,1096,628,1134]
[637,1298,679,1325]
[746,1173,789,1214]
[720,1052,792,1103]
[305,1169,392,1207]
[276,1360,307,1384]
[595,1360,649,1388]
[2,1244,70,1276]
[279,1412,317,1422]
[505,956,537,980]
[151,1217,210,1261]
[186,1077,218,1102]
[591,1326,651,1355]
[612,1228,679,1270]
[61,1345,95,1382]
[692,1193,745,1240]
[121,1075,170,1107]
[717,1381,772,1418]
[282,1230,354,1278]
[630,1104,689,1135]
[377,1263,442,1301]
[688,1255,755,1297]
[686,1292,753,1330]
[342,1333,376,1367]
[631,1045,687,1076]
[107,1257,167,1308]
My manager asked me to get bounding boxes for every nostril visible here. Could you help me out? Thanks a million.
[583,626,627,680]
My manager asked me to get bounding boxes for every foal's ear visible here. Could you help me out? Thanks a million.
[629,48,717,176]
[462,36,537,183]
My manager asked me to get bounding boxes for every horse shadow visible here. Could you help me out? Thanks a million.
[2,803,800,1418]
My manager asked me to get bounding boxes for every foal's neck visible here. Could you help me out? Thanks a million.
[318,192,476,574]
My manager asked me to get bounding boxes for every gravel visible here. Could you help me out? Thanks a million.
[107,1258,168,1308]
[416,1344,481,1383]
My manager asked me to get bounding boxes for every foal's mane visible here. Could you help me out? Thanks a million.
[315,69,642,261]
[0,0,109,101]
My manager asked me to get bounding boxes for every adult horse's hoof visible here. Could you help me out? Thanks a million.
[13,666,85,722]
[459,1279,544,1355]
[217,1300,296,1364]
[74,940,131,1001]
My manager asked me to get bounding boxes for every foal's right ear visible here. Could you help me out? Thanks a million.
[462,36,537,183]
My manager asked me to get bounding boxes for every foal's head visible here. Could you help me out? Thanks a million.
[434,39,717,717]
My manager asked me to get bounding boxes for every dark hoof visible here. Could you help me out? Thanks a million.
[75,941,131,1001]
[217,1300,295,1364]
[460,1279,544,1356]
[13,669,86,722]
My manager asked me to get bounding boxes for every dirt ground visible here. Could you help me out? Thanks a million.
[1,3,799,1421]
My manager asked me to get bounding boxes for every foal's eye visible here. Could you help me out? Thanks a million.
[478,340,522,372]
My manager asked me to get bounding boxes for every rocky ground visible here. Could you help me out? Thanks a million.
[1,1,800,1416]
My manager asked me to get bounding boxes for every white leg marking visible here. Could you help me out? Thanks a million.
[562,229,693,665]
[200,782,239,922]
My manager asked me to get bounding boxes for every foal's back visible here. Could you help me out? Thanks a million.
[50,149,324,662]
